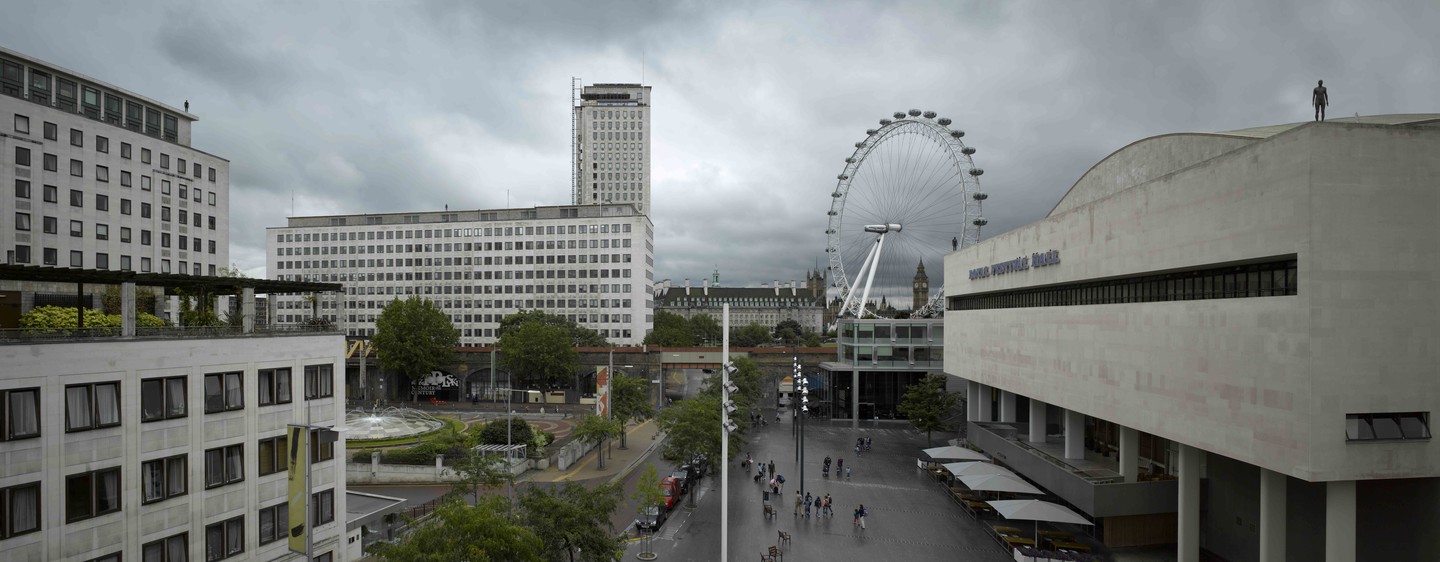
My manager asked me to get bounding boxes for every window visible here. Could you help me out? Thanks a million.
[313,553,333,562]
[209,167,216,182]
[70,158,83,177]
[121,142,131,159]
[142,175,151,191]
[96,253,109,270]
[193,162,201,177]
[11,245,29,264]
[44,153,56,171]
[141,454,187,503]
[209,192,216,206]
[121,170,131,187]
[1,482,40,539]
[70,250,83,267]
[142,202,152,218]
[204,372,243,413]
[258,434,288,476]
[43,184,55,202]
[96,194,109,211]
[70,190,83,207]
[258,502,288,545]
[142,148,151,164]
[70,128,83,147]
[96,136,109,153]
[84,553,121,562]
[204,516,244,561]
[44,121,57,140]
[311,429,335,463]
[43,216,57,235]
[96,165,109,182]
[70,220,83,237]
[2,388,40,441]
[304,364,333,399]
[66,467,121,522]
[96,223,109,241]
[204,444,243,488]
[142,533,187,562]
[1347,412,1431,441]
[258,368,291,406]
[121,199,132,215]
[14,212,29,231]
[13,179,29,199]
[160,153,169,169]
[65,382,120,431]
[13,146,28,166]
[141,376,187,421]
[12,114,28,134]
[312,488,335,526]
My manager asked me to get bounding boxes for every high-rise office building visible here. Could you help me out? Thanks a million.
[267,203,655,346]
[1,47,230,276]
[573,83,651,214]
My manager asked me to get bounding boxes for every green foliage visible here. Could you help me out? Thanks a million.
[497,320,579,389]
[101,286,159,316]
[897,373,962,446]
[516,481,625,562]
[498,309,608,347]
[642,310,695,346]
[632,464,667,555]
[699,356,763,424]
[690,313,723,346]
[372,296,460,381]
[371,496,546,562]
[452,449,511,502]
[478,417,534,447]
[774,319,804,345]
[610,374,653,449]
[19,305,164,333]
[729,322,773,347]
[657,393,741,465]
[572,413,623,469]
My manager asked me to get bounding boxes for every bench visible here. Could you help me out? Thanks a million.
[778,530,791,546]
[761,545,783,561]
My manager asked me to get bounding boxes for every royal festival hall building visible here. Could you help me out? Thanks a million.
[944,115,1439,562]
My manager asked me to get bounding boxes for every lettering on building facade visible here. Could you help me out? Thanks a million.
[969,249,1061,280]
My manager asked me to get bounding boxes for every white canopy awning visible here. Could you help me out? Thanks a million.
[958,474,1045,495]
[922,446,989,462]
[942,462,1015,478]
[987,499,1092,526]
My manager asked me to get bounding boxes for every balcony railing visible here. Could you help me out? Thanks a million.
[0,323,338,343]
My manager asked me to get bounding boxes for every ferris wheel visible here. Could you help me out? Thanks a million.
[826,109,987,318]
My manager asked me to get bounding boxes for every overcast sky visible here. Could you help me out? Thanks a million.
[5,1,1436,298]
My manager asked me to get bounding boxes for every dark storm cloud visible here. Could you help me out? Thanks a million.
[3,0,1435,288]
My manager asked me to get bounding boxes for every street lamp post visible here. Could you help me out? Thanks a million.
[719,304,736,562]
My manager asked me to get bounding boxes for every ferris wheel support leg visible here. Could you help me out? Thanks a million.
[857,233,888,319]
[839,237,880,318]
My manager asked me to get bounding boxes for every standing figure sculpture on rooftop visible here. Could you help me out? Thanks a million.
[1313,80,1328,121]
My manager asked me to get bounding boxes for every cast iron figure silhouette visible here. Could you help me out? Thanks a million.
[1313,80,1328,121]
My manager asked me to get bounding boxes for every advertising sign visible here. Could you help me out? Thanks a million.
[595,366,611,417]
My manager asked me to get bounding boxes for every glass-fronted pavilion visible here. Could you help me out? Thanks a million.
[818,318,945,424]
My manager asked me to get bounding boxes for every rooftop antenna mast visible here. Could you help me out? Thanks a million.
[571,77,580,205]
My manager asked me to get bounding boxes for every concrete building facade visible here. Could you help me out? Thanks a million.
[653,277,825,335]
[944,115,1440,562]
[268,204,655,346]
[1,47,230,276]
[573,83,651,213]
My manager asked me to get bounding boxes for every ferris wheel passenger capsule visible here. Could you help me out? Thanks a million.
[937,117,952,126]
[866,129,877,136]
[973,218,988,226]
[893,112,907,119]
[973,192,988,201]
[855,142,866,148]
[961,147,976,155]
[923,111,937,119]
[969,168,984,176]
[908,109,922,116]
[951,130,965,138]
[879,119,892,126]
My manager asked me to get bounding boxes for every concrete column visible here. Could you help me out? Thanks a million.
[977,384,993,422]
[1325,480,1356,562]
[966,381,981,422]
[851,369,860,429]
[241,288,255,334]
[999,391,1017,422]
[265,294,276,329]
[1177,444,1201,562]
[167,295,180,326]
[121,282,136,337]
[1064,409,1085,460]
[1259,468,1287,562]
[1119,426,1139,483]
[1028,399,1046,443]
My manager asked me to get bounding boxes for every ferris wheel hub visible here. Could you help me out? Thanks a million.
[863,223,903,234]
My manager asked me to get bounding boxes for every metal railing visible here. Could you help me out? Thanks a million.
[0,323,337,343]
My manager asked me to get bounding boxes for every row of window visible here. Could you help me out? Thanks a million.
[948,257,1300,311]
[279,223,632,244]
[9,109,218,180]
[12,181,218,225]
[591,130,641,142]
[0,480,333,561]
[15,217,216,253]
[11,157,220,207]
[589,108,645,120]
[3,59,186,143]
[340,282,636,298]
[277,267,635,283]
[348,326,635,341]
[276,239,632,258]
[7,246,214,275]
[1345,412,1430,441]
[0,367,333,438]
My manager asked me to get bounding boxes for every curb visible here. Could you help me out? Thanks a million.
[608,425,667,486]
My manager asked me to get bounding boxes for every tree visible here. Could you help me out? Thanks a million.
[700,355,763,424]
[729,322,772,347]
[642,310,694,347]
[799,327,823,347]
[497,320,579,389]
[372,297,460,385]
[631,463,667,557]
[610,373,654,449]
[452,449,510,504]
[516,481,625,562]
[774,319,804,346]
[572,413,623,470]
[498,309,609,347]
[371,496,545,562]
[897,373,962,446]
[477,417,534,447]
[690,313,723,346]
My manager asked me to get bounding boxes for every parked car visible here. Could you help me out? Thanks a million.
[688,454,711,477]
[660,478,682,510]
[634,504,667,532]
[668,469,690,493]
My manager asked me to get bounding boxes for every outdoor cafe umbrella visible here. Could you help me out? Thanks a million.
[943,462,1016,478]
[987,499,1093,551]
[957,473,1045,496]
[922,446,989,462]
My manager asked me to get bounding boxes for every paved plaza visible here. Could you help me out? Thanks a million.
[627,416,1016,562]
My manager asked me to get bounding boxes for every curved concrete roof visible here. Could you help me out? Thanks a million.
[1047,114,1440,217]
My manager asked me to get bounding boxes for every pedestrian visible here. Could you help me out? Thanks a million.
[855,504,868,529]
[768,460,775,477]
[794,491,803,517]
[777,473,785,492]
[770,477,778,495]
[837,457,843,475]
[804,493,813,518]
[823,494,833,517]
[813,496,822,518]
[845,465,852,480]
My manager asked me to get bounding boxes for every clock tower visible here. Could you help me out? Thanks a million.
[912,260,929,311]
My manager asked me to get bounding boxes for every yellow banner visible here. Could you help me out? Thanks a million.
[287,425,309,555]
